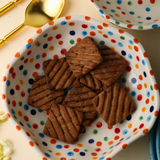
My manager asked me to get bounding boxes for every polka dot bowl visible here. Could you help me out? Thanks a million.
[2,15,159,160]
[89,0,160,30]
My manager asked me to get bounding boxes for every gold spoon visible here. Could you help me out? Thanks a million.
[0,0,65,47]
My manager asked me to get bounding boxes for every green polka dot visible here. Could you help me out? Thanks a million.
[138,26,143,30]
[38,109,43,112]
[103,152,107,155]
[100,40,105,45]
[122,78,126,83]
[104,137,108,141]
[139,116,143,121]
[150,85,153,91]
[120,36,125,40]
[48,149,52,153]
[43,33,48,38]
[128,1,133,6]
[84,149,88,152]
[93,129,98,134]
[70,39,75,44]
[115,21,120,25]
[14,115,17,119]
[119,120,124,124]
[137,16,141,18]
[19,101,22,106]
[20,56,24,61]
[106,1,111,4]
[40,121,45,125]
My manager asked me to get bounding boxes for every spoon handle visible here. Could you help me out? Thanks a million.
[0,23,25,47]
[0,0,22,16]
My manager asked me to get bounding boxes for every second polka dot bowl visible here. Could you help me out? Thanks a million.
[89,0,160,30]
[2,15,159,160]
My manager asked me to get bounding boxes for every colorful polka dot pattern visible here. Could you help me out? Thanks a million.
[90,0,160,30]
[2,15,159,160]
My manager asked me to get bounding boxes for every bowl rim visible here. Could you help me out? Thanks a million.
[2,15,160,159]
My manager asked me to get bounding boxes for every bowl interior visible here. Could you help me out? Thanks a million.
[2,15,159,160]
[91,0,160,30]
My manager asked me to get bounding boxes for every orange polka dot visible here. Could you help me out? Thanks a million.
[20,80,23,85]
[125,87,130,92]
[151,96,155,101]
[114,136,120,140]
[93,157,98,159]
[35,41,39,46]
[108,141,113,145]
[85,16,91,21]
[29,141,34,147]
[134,46,139,52]
[127,24,132,28]
[154,110,159,116]
[110,47,115,51]
[42,53,47,58]
[97,25,103,29]
[137,84,142,90]
[90,31,96,36]
[36,28,42,34]
[48,21,54,25]
[91,152,97,156]
[6,64,10,69]
[77,38,82,42]
[55,152,61,156]
[103,23,108,27]
[58,41,63,45]
[32,72,38,78]
[143,52,148,58]
[98,30,102,34]
[133,38,139,44]
[128,45,132,50]
[106,15,110,19]
[108,126,113,129]
[2,94,5,100]
[30,58,34,63]
[50,139,56,144]
[28,38,33,44]
[18,111,22,116]
[15,52,20,58]
[134,131,138,135]
[118,29,124,34]
[133,128,137,132]
[47,36,53,41]
[142,107,146,112]
[60,157,66,160]
[103,34,108,38]
[117,6,121,9]
[122,144,127,149]
[135,64,139,69]
[108,150,113,154]
[154,84,158,90]
[52,26,58,30]
[150,70,154,75]
[3,76,6,82]
[106,157,111,160]
[49,46,54,51]
[6,113,10,119]
[77,144,83,147]
[53,54,59,59]
[115,13,120,17]
[69,22,75,26]
[42,158,48,160]
[96,141,102,146]
[16,125,21,131]
[73,148,79,152]
[128,123,132,129]
[143,128,149,134]
[139,75,143,80]
[30,131,35,137]
[65,15,71,20]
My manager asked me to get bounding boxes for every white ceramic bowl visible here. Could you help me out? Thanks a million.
[89,0,160,30]
[2,15,159,160]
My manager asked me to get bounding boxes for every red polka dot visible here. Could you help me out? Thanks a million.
[82,24,88,28]
[12,100,16,107]
[42,158,48,160]
[143,128,149,134]
[126,66,132,72]
[16,125,21,131]
[15,85,20,90]
[50,139,56,144]
[35,63,40,69]
[106,15,110,19]
[154,84,158,90]
[143,52,148,58]
[126,20,131,23]
[133,128,137,132]
[42,53,47,58]
[26,132,31,137]
[35,142,39,146]
[95,148,101,152]
[137,94,143,101]
[90,31,96,36]
[111,39,116,43]
[138,0,143,4]
[7,99,10,105]
[46,111,49,115]
[56,34,61,39]
[116,6,121,9]
[122,144,127,149]
[12,72,16,79]
[91,152,97,156]
[75,137,79,142]
[21,91,25,97]
[61,49,67,55]
[102,6,107,9]
[64,145,69,148]
[2,94,5,100]
[115,128,120,134]
[127,24,132,28]
[103,23,108,27]
[9,67,14,74]
[29,141,34,147]
[150,70,154,75]
[150,0,155,4]
[145,99,149,104]
[47,36,53,41]
[115,142,121,146]
[24,116,29,121]
[24,58,28,63]
[96,122,102,128]
[27,50,32,55]
[73,148,79,152]
[137,84,142,90]
[3,76,6,82]
[33,123,38,129]
[108,126,113,130]
[6,113,10,119]
[118,29,124,34]
[121,11,126,15]
[139,75,143,80]
[103,34,108,38]
[136,56,140,61]
[134,46,139,52]
[139,123,144,129]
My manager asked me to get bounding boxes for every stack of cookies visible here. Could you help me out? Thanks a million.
[28,36,136,144]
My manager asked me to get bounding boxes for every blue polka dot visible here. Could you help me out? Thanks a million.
[27,123,31,128]
[131,91,136,97]
[118,42,123,47]
[126,136,131,140]
[117,0,122,4]
[28,78,34,85]
[61,21,67,25]
[131,78,137,84]
[19,122,24,126]
[88,139,94,144]
[138,22,143,24]
[109,14,113,17]
[44,153,50,158]
[109,145,114,150]
[123,129,128,135]
[10,89,14,95]
[99,10,104,14]
[82,31,88,36]
[79,152,85,156]
[129,40,134,45]
[23,70,28,76]
[6,80,10,86]
[99,156,105,160]
[146,7,151,12]
[56,145,62,149]
[24,104,29,111]
[37,43,41,47]
[67,152,74,156]
[11,109,15,115]
[143,71,147,77]
[26,44,31,49]
[27,88,31,94]
[39,133,45,138]
[111,9,116,13]
[121,50,126,56]
[19,65,23,70]
[70,30,75,36]
[36,54,40,60]
[147,115,151,122]
[42,141,48,146]
[108,31,113,35]
[126,115,132,121]
[129,11,134,15]
[82,129,86,134]
[146,17,151,20]
[147,91,150,97]
[42,66,44,71]
[128,54,133,59]
[152,24,158,29]
[150,106,154,112]
[43,43,48,49]
[90,25,96,29]
[142,60,146,66]
[30,109,36,115]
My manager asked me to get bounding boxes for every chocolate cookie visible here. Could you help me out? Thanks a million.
[90,45,129,86]
[65,37,103,78]
[43,58,78,90]
[92,83,136,127]
[28,76,66,111]
[63,82,97,126]
[43,103,83,144]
